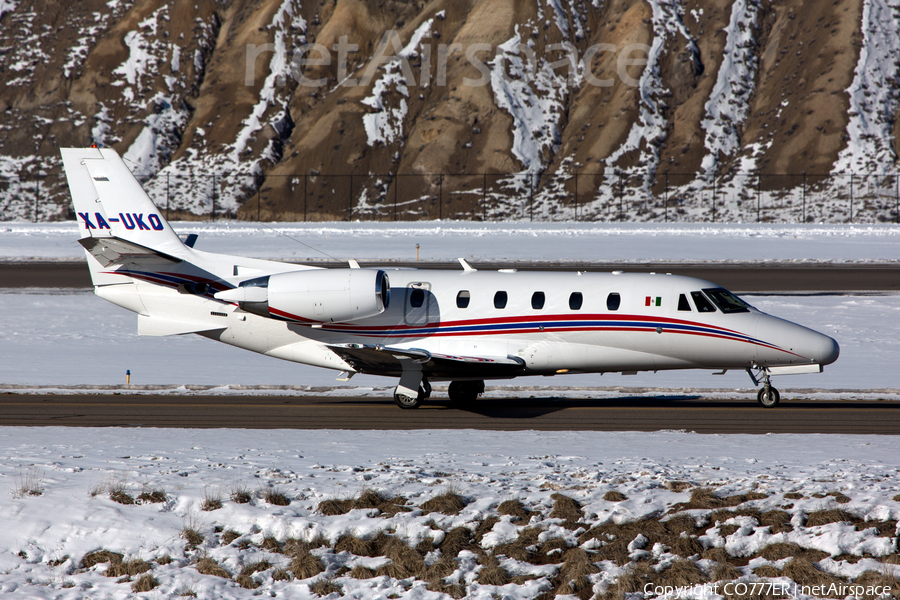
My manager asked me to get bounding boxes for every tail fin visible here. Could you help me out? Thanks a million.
[61,147,187,259]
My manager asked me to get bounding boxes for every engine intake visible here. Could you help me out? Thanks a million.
[215,269,390,323]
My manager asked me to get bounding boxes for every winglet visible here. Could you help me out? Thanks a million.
[458,258,476,271]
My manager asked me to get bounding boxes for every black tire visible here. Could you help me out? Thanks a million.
[757,386,780,407]
[448,380,484,406]
[394,387,425,409]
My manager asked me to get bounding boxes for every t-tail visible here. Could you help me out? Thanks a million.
[60,147,302,336]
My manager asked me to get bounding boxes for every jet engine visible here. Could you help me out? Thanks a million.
[214,269,390,323]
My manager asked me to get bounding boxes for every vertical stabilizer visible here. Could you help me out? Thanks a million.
[60,148,187,259]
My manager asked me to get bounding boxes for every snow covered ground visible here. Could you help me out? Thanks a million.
[1,428,898,600]
[3,221,900,263]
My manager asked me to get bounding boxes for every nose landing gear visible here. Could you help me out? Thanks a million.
[747,367,780,407]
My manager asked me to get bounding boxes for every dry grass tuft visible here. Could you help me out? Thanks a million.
[106,559,152,577]
[317,489,409,516]
[262,486,290,506]
[260,535,282,553]
[781,557,846,587]
[712,562,742,581]
[718,524,740,537]
[604,562,656,596]
[334,533,372,557]
[290,551,325,579]
[753,564,783,578]
[272,568,291,581]
[195,556,230,578]
[758,542,828,562]
[131,573,158,592]
[854,569,900,599]
[309,578,342,597]
[13,467,45,498]
[670,533,704,557]
[348,565,376,579]
[235,560,271,589]
[872,519,898,537]
[136,489,166,504]
[476,553,510,586]
[201,487,222,511]
[701,548,732,564]
[805,507,859,527]
[497,498,535,521]
[826,491,852,504]
[420,490,468,515]
[376,539,426,579]
[474,516,500,542]
[82,550,124,569]
[893,494,900,502]
[221,530,241,545]
[109,489,135,505]
[657,558,708,587]
[439,526,478,557]
[784,492,804,499]
[760,509,792,533]
[664,514,700,535]
[604,490,627,502]
[671,488,768,512]
[156,554,172,565]
[664,480,693,492]
[550,493,584,526]
[425,554,458,581]
[230,482,252,504]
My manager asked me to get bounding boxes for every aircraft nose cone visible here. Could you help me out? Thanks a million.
[818,335,840,365]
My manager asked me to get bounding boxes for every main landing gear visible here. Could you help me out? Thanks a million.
[392,377,486,409]
[747,367,780,407]
[394,377,431,409]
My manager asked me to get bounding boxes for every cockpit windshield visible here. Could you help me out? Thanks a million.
[703,288,752,313]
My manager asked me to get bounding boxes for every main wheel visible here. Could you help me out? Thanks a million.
[448,380,484,406]
[757,386,780,407]
[394,387,425,409]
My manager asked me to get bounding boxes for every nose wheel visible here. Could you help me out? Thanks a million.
[747,367,779,407]
[757,386,780,407]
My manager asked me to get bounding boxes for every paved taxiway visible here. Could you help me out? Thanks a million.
[3,261,900,292]
[2,395,899,433]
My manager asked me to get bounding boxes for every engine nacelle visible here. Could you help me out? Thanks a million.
[215,269,390,323]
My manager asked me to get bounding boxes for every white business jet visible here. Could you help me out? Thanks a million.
[61,148,839,408]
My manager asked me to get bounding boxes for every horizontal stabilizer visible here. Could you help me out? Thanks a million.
[137,314,227,337]
[327,343,525,377]
[79,236,182,268]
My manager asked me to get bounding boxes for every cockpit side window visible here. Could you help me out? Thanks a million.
[691,291,716,313]
[703,288,752,313]
[677,293,692,311]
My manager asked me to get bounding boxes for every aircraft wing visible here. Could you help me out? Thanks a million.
[326,343,526,378]
[79,236,182,268]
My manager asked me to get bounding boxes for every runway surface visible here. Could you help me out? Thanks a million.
[2,261,900,292]
[3,394,899,433]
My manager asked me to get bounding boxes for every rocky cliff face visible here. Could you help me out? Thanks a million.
[2,0,899,222]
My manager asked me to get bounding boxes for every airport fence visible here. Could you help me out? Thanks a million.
[2,170,899,224]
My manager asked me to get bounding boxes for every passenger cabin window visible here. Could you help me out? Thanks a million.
[456,290,470,309]
[678,293,692,311]
[607,293,621,311]
[494,291,508,309]
[691,291,716,313]
[531,291,545,309]
[704,288,752,313]
[569,292,583,310]
[410,288,425,308]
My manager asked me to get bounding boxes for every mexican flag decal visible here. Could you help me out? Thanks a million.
[645,296,662,307]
